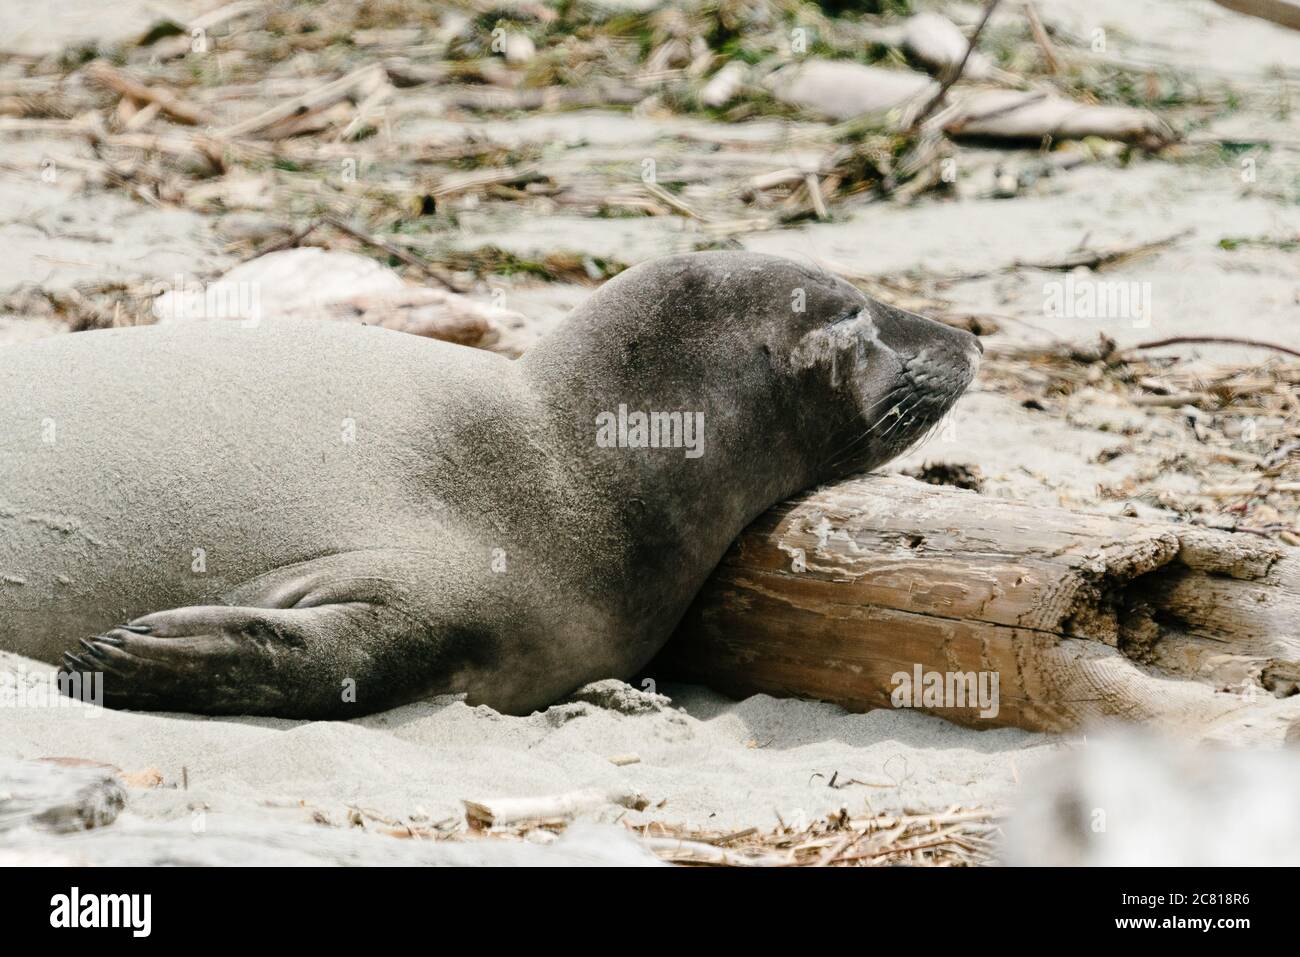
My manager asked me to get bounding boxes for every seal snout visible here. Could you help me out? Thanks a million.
[827,299,982,473]
[871,301,979,369]
[869,300,982,397]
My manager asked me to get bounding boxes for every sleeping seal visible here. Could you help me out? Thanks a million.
[0,251,979,717]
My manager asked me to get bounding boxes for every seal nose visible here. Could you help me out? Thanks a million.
[870,300,979,370]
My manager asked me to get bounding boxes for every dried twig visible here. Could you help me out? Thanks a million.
[1024,1,1062,74]
[83,62,213,127]
[1127,337,1300,361]
[907,0,1003,133]
[641,181,706,220]
[319,215,465,291]
[217,65,385,139]
[463,787,648,828]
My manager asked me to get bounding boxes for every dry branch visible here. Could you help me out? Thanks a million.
[216,65,385,139]
[907,0,1002,132]
[83,62,213,127]
[1024,2,1062,74]
[463,786,648,828]
[1128,336,1300,361]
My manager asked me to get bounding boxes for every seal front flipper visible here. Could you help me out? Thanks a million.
[59,550,488,719]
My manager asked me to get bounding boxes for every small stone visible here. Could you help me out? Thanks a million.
[566,679,673,716]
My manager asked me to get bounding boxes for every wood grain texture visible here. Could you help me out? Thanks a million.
[661,475,1300,742]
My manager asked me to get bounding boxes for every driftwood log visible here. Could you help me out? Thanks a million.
[1213,0,1300,31]
[660,476,1300,743]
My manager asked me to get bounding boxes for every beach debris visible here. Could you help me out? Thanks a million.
[83,60,213,127]
[1023,1,1063,74]
[638,835,790,866]
[152,248,521,351]
[631,807,1002,866]
[216,64,389,140]
[121,767,164,789]
[699,61,748,108]
[0,758,126,833]
[138,2,262,60]
[322,287,518,349]
[765,61,937,122]
[567,678,674,715]
[153,247,402,323]
[904,0,1003,133]
[184,170,275,212]
[1126,335,1300,361]
[922,229,1194,282]
[385,792,1000,866]
[463,786,649,829]
[903,12,995,80]
[503,32,536,67]
[664,471,1300,743]
[608,753,642,766]
[903,461,986,492]
[944,90,1174,148]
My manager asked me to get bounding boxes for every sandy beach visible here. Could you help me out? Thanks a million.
[2,650,1053,864]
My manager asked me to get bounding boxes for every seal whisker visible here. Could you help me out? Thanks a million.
[819,395,908,469]
[825,399,924,473]
[903,415,944,460]
[820,391,927,472]
[856,382,912,419]
[876,399,924,441]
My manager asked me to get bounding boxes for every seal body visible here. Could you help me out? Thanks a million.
[0,251,980,717]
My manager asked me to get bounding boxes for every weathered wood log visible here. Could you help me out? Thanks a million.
[1213,0,1300,32]
[660,475,1300,743]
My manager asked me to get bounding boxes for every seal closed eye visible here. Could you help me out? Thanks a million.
[0,251,979,717]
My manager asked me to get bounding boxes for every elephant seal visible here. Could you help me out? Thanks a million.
[0,251,980,717]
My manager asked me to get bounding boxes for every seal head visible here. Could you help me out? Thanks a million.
[526,251,981,501]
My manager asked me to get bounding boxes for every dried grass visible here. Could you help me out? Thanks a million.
[319,801,1004,866]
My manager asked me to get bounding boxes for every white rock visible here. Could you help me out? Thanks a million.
[946,89,1171,144]
[151,247,529,353]
[152,247,404,325]
[903,12,992,79]
[504,33,536,66]
[766,60,937,122]
[700,61,748,108]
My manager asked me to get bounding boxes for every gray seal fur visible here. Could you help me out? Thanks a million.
[0,251,979,717]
